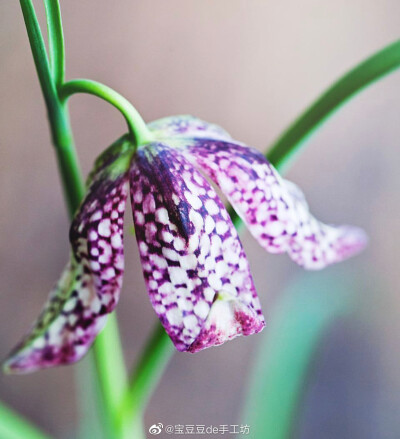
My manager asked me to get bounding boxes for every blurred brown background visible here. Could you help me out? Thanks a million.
[1,1,400,438]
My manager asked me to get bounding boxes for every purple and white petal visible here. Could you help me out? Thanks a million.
[3,145,132,373]
[182,140,367,270]
[2,260,105,373]
[130,143,265,352]
[148,115,231,141]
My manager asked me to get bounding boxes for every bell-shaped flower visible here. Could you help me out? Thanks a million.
[3,116,367,373]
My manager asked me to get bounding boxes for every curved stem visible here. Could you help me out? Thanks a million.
[60,79,154,147]
[0,401,52,439]
[43,0,65,87]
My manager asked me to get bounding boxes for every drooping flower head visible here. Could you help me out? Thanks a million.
[3,116,367,373]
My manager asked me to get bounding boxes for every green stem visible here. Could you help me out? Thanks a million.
[117,324,174,435]
[19,0,84,215]
[21,1,128,436]
[94,313,128,422]
[43,0,65,87]
[60,79,154,147]
[0,402,52,439]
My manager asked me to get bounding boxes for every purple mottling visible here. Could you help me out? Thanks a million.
[130,142,264,352]
[3,145,129,373]
[4,115,367,373]
[180,139,367,269]
[148,115,231,141]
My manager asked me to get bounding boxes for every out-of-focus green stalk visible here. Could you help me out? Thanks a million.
[117,324,174,437]
[0,402,52,439]
[93,314,128,427]
[242,271,357,439]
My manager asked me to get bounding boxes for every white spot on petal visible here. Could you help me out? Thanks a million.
[169,267,189,285]
[209,273,222,290]
[189,210,204,231]
[216,221,229,235]
[162,247,179,261]
[90,211,102,222]
[188,234,199,252]
[166,307,182,325]
[180,254,197,270]
[205,216,215,234]
[174,237,185,251]
[183,314,198,330]
[204,287,215,302]
[111,233,122,249]
[98,219,111,237]
[156,207,169,224]
[102,267,116,280]
[184,191,202,210]
[194,301,210,320]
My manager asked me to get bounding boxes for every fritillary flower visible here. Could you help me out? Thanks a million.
[3,116,367,373]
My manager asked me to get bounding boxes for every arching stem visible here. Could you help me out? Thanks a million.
[60,79,154,147]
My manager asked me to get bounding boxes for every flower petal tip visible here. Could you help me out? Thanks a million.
[187,292,266,353]
[336,225,369,257]
[2,358,15,375]
[2,353,47,375]
[1,331,97,375]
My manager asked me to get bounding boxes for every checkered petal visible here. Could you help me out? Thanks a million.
[3,138,133,373]
[148,115,231,141]
[129,143,265,352]
[183,139,367,270]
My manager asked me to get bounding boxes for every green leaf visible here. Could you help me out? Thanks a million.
[0,400,52,439]
[242,268,357,439]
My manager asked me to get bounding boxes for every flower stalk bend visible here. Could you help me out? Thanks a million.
[60,79,154,147]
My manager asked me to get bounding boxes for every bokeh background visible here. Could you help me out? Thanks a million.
[1,1,400,438]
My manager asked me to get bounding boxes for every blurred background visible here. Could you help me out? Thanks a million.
[1,1,399,438]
